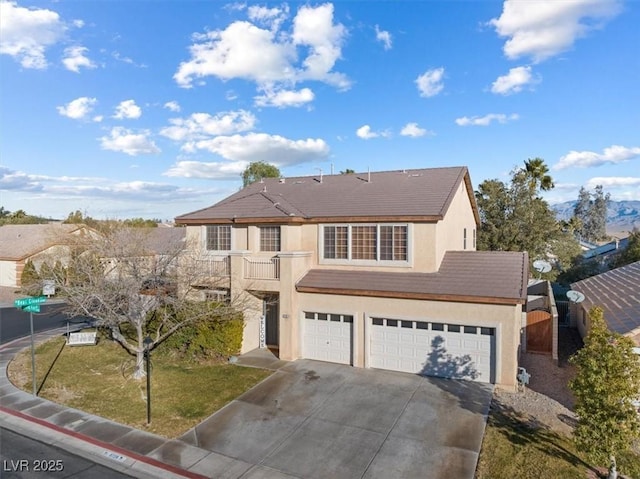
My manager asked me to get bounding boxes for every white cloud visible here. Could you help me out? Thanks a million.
[174,4,349,92]
[164,160,247,179]
[100,127,160,156]
[163,101,181,112]
[0,165,43,191]
[491,66,537,95]
[356,125,377,139]
[375,25,392,50]
[62,45,96,73]
[554,145,640,170]
[183,132,330,165]
[57,97,98,120]
[160,110,256,142]
[0,1,67,69]
[247,4,289,31]
[254,87,314,108]
[490,0,622,62]
[113,100,142,119]
[585,176,640,190]
[400,122,431,138]
[415,68,444,98]
[455,113,519,126]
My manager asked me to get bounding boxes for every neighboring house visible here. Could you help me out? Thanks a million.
[570,260,640,345]
[176,167,529,389]
[0,223,91,288]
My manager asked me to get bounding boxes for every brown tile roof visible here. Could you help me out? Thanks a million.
[0,224,85,261]
[571,261,640,337]
[296,251,529,305]
[176,166,479,224]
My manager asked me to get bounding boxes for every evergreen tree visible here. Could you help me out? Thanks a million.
[475,159,564,272]
[573,185,610,242]
[589,185,610,241]
[20,260,40,292]
[241,161,281,187]
[573,187,591,240]
[569,307,640,479]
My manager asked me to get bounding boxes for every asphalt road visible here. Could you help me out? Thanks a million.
[0,427,135,478]
[0,303,89,345]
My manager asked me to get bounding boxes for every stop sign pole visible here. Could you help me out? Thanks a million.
[14,296,47,397]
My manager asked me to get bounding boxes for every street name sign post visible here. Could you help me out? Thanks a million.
[14,296,47,396]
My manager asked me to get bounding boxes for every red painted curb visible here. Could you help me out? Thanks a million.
[0,406,210,479]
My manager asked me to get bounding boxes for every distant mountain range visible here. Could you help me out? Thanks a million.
[552,200,640,235]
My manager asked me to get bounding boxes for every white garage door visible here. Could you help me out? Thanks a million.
[369,318,495,383]
[303,312,353,365]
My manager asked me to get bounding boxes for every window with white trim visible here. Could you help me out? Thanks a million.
[260,226,281,252]
[321,224,409,263]
[464,228,467,250]
[324,226,348,259]
[206,225,231,251]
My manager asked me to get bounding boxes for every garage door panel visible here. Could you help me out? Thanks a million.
[304,312,352,365]
[369,318,495,383]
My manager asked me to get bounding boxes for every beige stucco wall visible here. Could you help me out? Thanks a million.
[281,292,522,389]
[0,260,18,288]
[435,181,477,269]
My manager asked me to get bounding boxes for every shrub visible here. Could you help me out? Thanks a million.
[155,303,244,362]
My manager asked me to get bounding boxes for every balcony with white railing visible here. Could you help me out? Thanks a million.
[244,256,280,280]
[200,256,231,277]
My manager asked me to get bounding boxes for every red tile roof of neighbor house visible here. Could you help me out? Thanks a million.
[571,260,640,338]
[296,251,530,305]
[175,166,480,224]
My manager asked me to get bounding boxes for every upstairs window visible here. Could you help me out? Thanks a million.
[324,226,348,259]
[463,228,467,250]
[322,224,409,263]
[206,225,231,251]
[380,225,408,261]
[260,226,281,252]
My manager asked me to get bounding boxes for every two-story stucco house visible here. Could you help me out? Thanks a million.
[176,167,529,389]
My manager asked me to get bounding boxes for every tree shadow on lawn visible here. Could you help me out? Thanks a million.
[488,396,600,477]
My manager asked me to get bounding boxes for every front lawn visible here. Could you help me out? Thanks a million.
[7,333,272,438]
[475,401,640,479]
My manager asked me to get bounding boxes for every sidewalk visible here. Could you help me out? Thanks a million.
[0,328,284,479]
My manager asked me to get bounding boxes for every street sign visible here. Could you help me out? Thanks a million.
[23,304,41,313]
[14,296,47,308]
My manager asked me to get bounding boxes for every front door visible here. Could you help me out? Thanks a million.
[265,295,279,347]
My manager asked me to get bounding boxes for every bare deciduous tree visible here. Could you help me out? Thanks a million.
[45,224,245,379]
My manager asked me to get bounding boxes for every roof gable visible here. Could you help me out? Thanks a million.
[176,166,479,224]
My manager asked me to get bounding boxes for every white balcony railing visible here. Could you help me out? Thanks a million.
[244,257,280,280]
[200,256,230,277]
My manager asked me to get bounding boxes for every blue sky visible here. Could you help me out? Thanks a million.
[1,0,638,221]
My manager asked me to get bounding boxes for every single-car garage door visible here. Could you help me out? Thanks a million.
[303,312,353,365]
[369,318,495,383]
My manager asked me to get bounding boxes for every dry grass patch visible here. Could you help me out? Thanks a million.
[7,333,272,438]
[475,398,640,479]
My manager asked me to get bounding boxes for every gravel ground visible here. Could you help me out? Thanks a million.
[493,327,582,437]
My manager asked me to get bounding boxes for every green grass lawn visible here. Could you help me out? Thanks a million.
[7,333,272,438]
[475,400,640,479]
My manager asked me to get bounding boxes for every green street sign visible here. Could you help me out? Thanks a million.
[14,296,47,308]
[23,304,41,313]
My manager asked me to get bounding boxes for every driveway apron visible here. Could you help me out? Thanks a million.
[180,359,493,479]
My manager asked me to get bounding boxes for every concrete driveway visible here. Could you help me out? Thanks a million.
[178,359,493,479]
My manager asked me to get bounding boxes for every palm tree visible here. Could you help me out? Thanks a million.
[523,158,554,192]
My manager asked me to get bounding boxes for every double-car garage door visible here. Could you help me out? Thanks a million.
[369,318,495,383]
[303,312,496,383]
